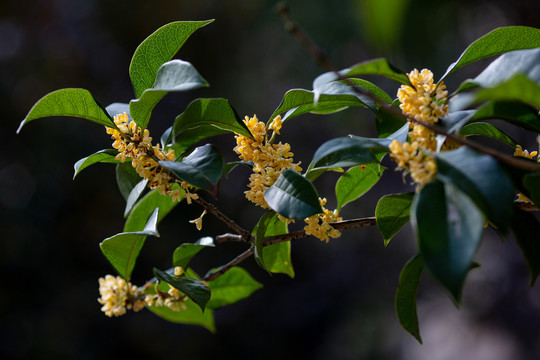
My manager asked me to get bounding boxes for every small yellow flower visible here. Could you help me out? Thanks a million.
[189,210,207,230]
[97,275,144,317]
[514,144,538,204]
[304,198,342,242]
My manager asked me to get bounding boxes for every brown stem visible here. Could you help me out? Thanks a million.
[194,196,253,240]
[276,3,540,173]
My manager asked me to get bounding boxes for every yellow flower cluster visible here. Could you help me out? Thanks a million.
[514,145,538,203]
[304,198,342,243]
[145,267,188,311]
[390,69,454,189]
[234,115,302,209]
[97,275,145,317]
[106,113,198,203]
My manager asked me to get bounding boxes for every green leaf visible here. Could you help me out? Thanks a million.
[261,214,294,277]
[153,268,211,312]
[73,149,118,179]
[173,125,230,156]
[336,164,385,211]
[454,74,540,111]
[435,147,514,232]
[160,144,224,195]
[304,167,344,182]
[116,163,141,202]
[18,88,114,133]
[148,298,215,332]
[253,211,277,269]
[124,188,179,232]
[375,192,414,246]
[412,180,484,302]
[207,267,263,309]
[395,254,424,344]
[375,102,407,138]
[307,136,389,174]
[129,20,213,98]
[459,122,517,147]
[124,180,148,218]
[173,237,215,270]
[440,26,540,81]
[313,58,410,91]
[172,98,251,139]
[264,169,323,219]
[511,209,540,285]
[105,102,131,119]
[100,208,160,281]
[270,87,371,123]
[224,161,253,178]
[129,60,208,129]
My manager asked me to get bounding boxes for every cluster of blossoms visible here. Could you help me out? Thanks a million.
[97,275,145,317]
[106,113,198,203]
[98,267,192,317]
[389,69,457,189]
[234,115,302,209]
[234,115,342,241]
[514,144,539,203]
[304,198,343,242]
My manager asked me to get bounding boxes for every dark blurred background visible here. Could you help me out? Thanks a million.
[2,0,540,359]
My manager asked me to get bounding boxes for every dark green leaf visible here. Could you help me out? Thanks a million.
[336,164,385,211]
[129,60,208,129]
[148,298,215,332]
[124,180,148,218]
[261,214,294,277]
[440,26,540,81]
[395,254,424,344]
[375,102,407,138]
[523,173,540,206]
[412,180,484,302]
[459,122,517,147]
[253,211,277,269]
[160,144,224,194]
[173,125,230,157]
[224,161,253,178]
[173,237,215,270]
[207,267,263,309]
[124,187,179,232]
[511,209,540,285]
[129,20,213,98]
[154,268,211,311]
[435,147,514,231]
[100,208,160,281]
[18,88,113,133]
[264,169,322,219]
[375,192,414,246]
[116,163,141,202]
[307,136,389,174]
[172,98,251,139]
[304,167,344,182]
[73,149,118,179]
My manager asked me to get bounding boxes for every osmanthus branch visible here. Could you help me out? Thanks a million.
[276,2,540,174]
[204,217,376,281]
[193,196,253,240]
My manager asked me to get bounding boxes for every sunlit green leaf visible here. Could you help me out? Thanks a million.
[261,214,294,277]
[100,208,160,281]
[129,60,208,128]
[459,122,517,147]
[435,147,514,231]
[207,267,263,309]
[124,187,179,232]
[412,180,483,302]
[395,254,424,344]
[264,169,322,219]
[440,26,540,81]
[73,149,118,179]
[375,192,414,246]
[129,20,213,98]
[18,88,113,133]
[336,164,385,211]
[173,237,215,270]
[148,298,215,332]
[154,268,211,311]
[160,144,224,195]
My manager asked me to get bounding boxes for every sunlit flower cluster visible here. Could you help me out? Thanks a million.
[234,115,302,209]
[514,144,538,203]
[106,112,198,203]
[304,198,342,242]
[390,69,454,189]
[97,275,145,317]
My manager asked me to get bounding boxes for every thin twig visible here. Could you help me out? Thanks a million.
[194,196,253,240]
[276,2,540,173]
[204,217,377,281]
